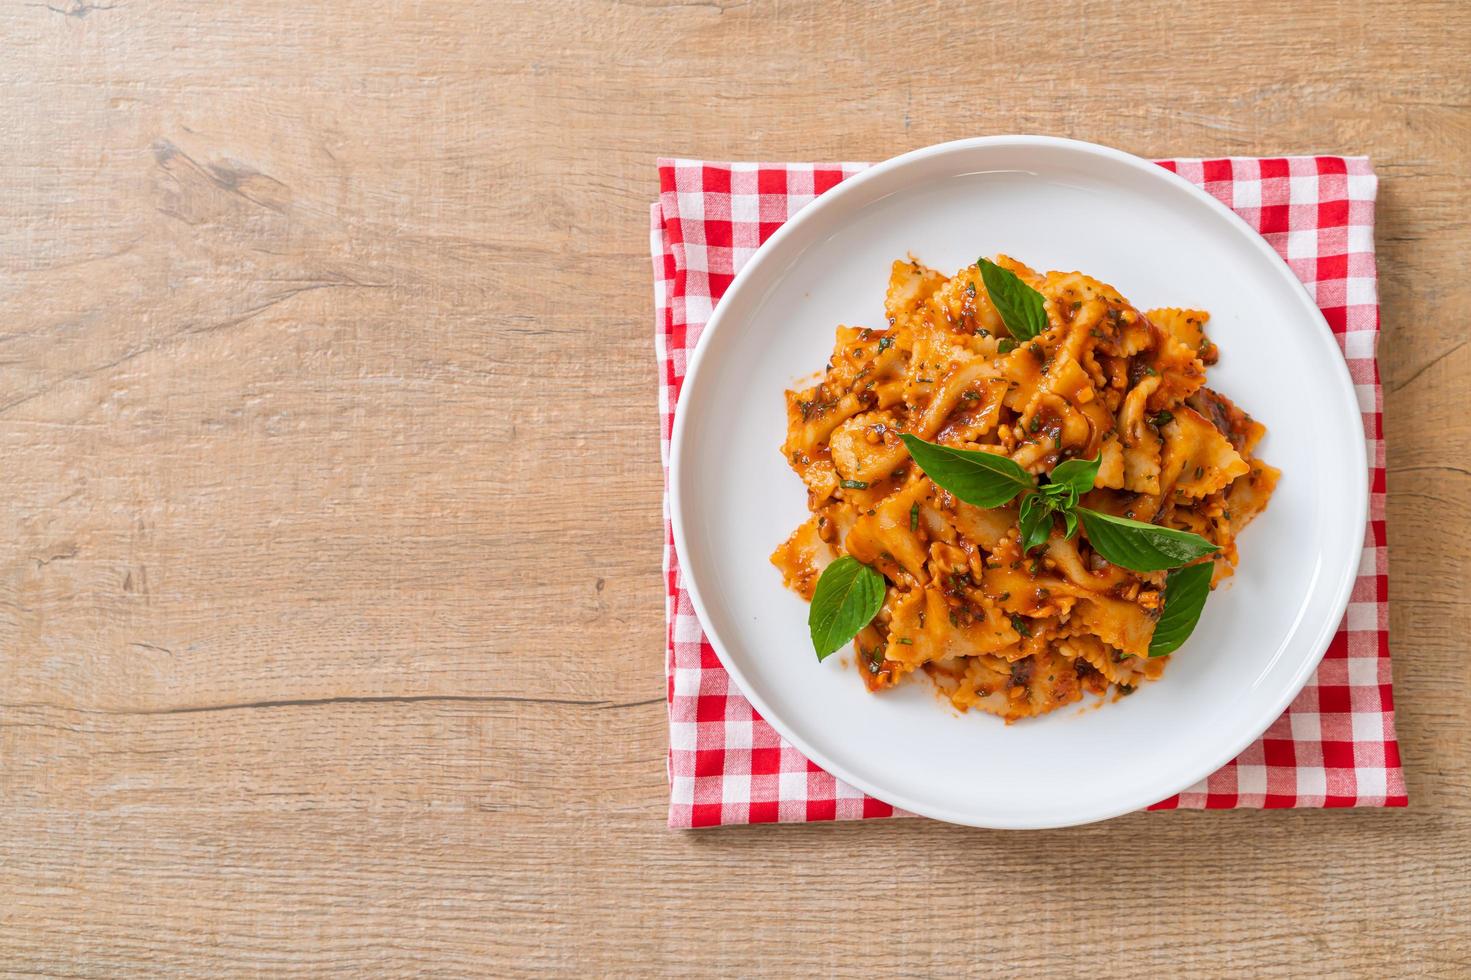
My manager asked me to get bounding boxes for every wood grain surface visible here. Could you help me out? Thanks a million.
[1,1,1468,975]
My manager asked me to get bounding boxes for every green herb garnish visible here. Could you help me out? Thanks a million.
[839,479,869,490]
[898,434,1217,575]
[897,435,1034,508]
[1147,561,1215,657]
[808,556,886,661]
[805,433,1221,668]
[1017,493,1052,554]
[1073,509,1219,572]
[977,258,1049,341]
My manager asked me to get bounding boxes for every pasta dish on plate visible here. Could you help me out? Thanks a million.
[771,254,1278,721]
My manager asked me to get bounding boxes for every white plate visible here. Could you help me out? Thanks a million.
[669,136,1366,829]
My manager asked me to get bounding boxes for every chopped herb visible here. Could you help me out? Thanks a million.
[877,336,894,352]
[1150,410,1174,427]
[998,338,1017,354]
[999,592,1011,601]
[1072,300,1082,310]
[966,282,977,297]
[1029,416,1041,433]
[1028,342,1043,358]
[909,502,919,531]
[1010,614,1031,638]
[897,637,914,646]
[1194,466,1204,478]
[1144,366,1158,376]
[1117,684,1136,697]
[961,390,980,401]
[840,479,869,490]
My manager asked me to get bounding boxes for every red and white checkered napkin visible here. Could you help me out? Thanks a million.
[652,155,1406,828]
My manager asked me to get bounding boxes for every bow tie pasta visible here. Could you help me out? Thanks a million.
[772,255,1278,721]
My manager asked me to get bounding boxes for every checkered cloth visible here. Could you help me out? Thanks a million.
[652,155,1406,828]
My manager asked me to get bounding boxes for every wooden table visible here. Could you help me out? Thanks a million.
[2,1,1467,974]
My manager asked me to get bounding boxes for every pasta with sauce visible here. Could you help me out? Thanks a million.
[771,254,1278,721]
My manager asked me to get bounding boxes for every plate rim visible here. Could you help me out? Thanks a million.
[667,134,1369,829]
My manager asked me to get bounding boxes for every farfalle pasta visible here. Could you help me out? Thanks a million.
[771,255,1278,721]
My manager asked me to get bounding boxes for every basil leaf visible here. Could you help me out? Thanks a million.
[1018,494,1052,553]
[899,434,1035,508]
[809,556,886,661]
[1047,453,1102,501]
[977,258,1049,341]
[1075,507,1219,572]
[1148,561,1215,657]
[1062,508,1078,539]
[1018,491,1043,524]
[1039,481,1071,506]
